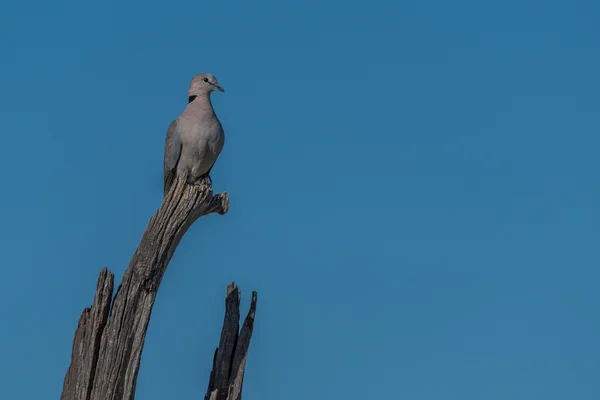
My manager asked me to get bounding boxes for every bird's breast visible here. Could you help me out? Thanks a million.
[178,116,223,154]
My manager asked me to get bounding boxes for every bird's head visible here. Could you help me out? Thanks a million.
[188,73,224,102]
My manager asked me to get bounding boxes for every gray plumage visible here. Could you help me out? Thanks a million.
[164,73,225,196]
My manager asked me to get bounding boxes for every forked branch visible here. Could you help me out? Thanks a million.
[205,284,258,400]
[61,177,230,400]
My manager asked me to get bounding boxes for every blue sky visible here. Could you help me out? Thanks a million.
[1,0,599,398]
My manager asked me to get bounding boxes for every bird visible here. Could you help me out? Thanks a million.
[163,73,225,196]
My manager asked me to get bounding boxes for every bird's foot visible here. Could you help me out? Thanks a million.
[192,174,212,187]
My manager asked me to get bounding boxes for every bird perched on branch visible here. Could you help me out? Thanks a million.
[163,73,225,196]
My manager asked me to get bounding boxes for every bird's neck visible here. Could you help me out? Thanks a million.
[187,93,214,112]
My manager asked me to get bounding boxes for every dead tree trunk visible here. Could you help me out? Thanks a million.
[205,284,257,400]
[60,177,257,400]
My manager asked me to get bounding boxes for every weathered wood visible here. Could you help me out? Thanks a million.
[61,177,229,400]
[61,268,114,400]
[205,284,258,400]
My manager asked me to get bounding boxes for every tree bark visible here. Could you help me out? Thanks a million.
[205,284,257,400]
[61,177,255,400]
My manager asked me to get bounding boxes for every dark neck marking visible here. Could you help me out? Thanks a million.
[188,95,197,103]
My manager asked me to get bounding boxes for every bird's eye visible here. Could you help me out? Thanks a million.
[203,78,209,82]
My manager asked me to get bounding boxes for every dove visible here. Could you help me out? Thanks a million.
[163,73,225,196]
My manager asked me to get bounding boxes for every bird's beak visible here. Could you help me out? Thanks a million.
[215,84,225,92]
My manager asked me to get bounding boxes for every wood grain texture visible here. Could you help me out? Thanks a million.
[205,284,258,400]
[61,177,230,400]
[61,267,114,400]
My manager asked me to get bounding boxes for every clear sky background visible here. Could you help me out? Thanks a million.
[1,0,599,399]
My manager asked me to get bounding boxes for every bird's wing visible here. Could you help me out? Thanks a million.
[164,119,182,196]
